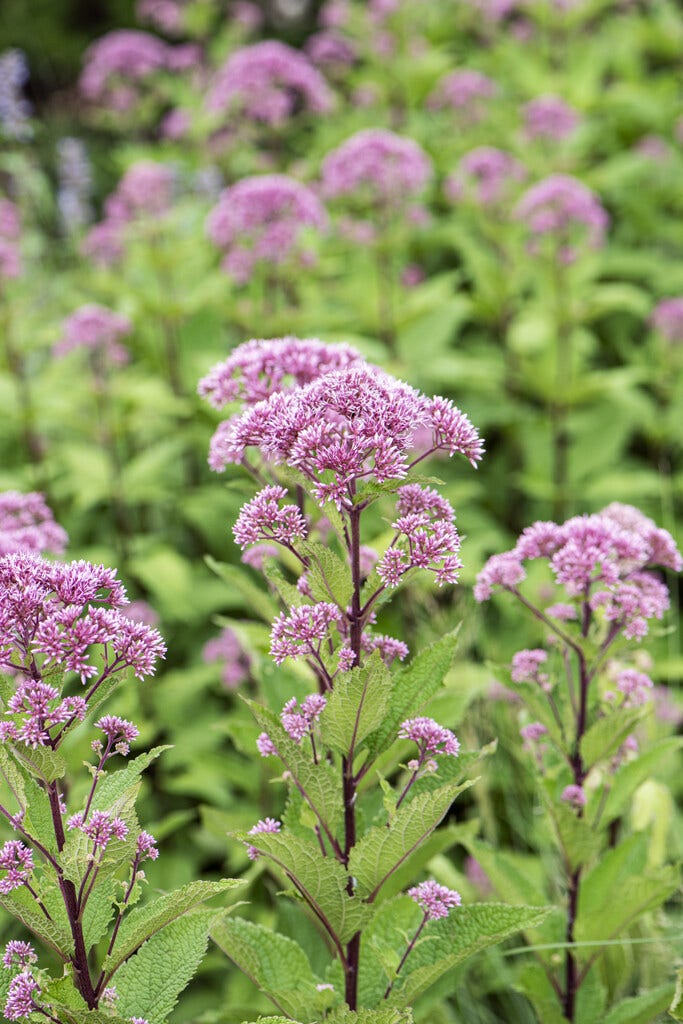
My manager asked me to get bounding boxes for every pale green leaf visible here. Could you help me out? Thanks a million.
[114,909,215,1024]
[0,885,73,959]
[205,556,279,623]
[602,983,674,1024]
[670,969,683,1021]
[320,652,391,756]
[328,1010,414,1024]
[580,708,645,768]
[549,801,602,872]
[576,866,680,944]
[91,746,170,812]
[602,737,683,826]
[300,541,353,608]
[211,916,321,1020]
[12,744,67,783]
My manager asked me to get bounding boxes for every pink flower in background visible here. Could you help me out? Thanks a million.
[56,303,132,365]
[305,31,357,69]
[650,298,683,343]
[522,95,581,141]
[427,70,497,122]
[463,0,519,22]
[515,173,609,260]
[511,649,549,685]
[136,0,186,35]
[446,147,526,207]
[0,492,68,557]
[321,128,432,217]
[634,134,670,161]
[202,626,251,690]
[246,817,281,860]
[319,0,350,28]
[561,784,586,808]
[206,41,333,125]
[206,175,327,283]
[79,30,183,110]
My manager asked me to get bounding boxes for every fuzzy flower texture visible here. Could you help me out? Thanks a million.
[0,491,68,557]
[475,503,682,641]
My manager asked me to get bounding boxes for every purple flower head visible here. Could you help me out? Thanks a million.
[428,70,497,122]
[136,830,159,861]
[206,176,328,284]
[446,147,526,208]
[206,41,333,125]
[361,631,408,665]
[56,304,132,366]
[3,681,87,748]
[522,95,580,141]
[0,841,33,894]
[136,0,186,35]
[75,810,128,851]
[511,648,549,686]
[2,943,36,971]
[408,880,462,920]
[281,693,327,742]
[79,30,187,111]
[109,161,175,220]
[321,129,432,215]
[0,49,32,141]
[0,492,68,557]
[199,337,363,411]
[256,731,277,756]
[210,367,483,506]
[4,968,40,1020]
[399,717,460,757]
[650,298,683,344]
[474,552,526,601]
[305,31,357,69]
[271,604,340,666]
[561,784,586,808]
[246,816,281,860]
[520,722,547,748]
[0,554,165,694]
[233,485,308,550]
[515,173,609,260]
[378,489,462,588]
[96,715,139,755]
[614,668,653,707]
[202,626,250,690]
[320,0,350,27]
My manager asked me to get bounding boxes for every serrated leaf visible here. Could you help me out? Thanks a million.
[82,877,117,949]
[104,878,246,979]
[602,983,674,1024]
[349,779,474,900]
[246,699,343,835]
[0,885,73,959]
[211,916,321,1020]
[114,909,215,1024]
[47,1006,132,1024]
[550,801,602,872]
[12,744,67,783]
[262,559,304,609]
[0,747,58,855]
[328,1011,414,1024]
[239,830,370,944]
[365,630,461,759]
[300,541,353,607]
[580,708,645,768]
[91,746,170,812]
[320,652,391,756]
[390,903,555,1005]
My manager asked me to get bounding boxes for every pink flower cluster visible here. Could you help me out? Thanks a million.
[198,336,362,410]
[445,146,526,208]
[234,485,308,550]
[515,173,609,261]
[475,504,681,640]
[0,491,68,557]
[281,693,327,742]
[79,30,199,111]
[561,784,586,808]
[206,175,327,283]
[246,817,281,860]
[0,680,86,748]
[305,31,357,69]
[522,95,581,141]
[427,70,497,121]
[68,809,128,851]
[3,962,40,1021]
[0,553,165,691]
[377,485,462,588]
[202,626,251,690]
[650,297,683,344]
[321,129,432,215]
[0,841,33,894]
[95,714,139,755]
[2,942,36,971]
[136,0,186,35]
[613,668,653,707]
[408,880,461,920]
[83,161,175,266]
[55,303,132,366]
[270,604,341,665]
[208,366,483,506]
[0,198,21,280]
[510,648,549,686]
[399,717,460,757]
[206,41,333,125]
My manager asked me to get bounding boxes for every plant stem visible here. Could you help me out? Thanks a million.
[384,914,427,1000]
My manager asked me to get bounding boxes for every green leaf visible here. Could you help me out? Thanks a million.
[0,885,73,959]
[457,838,547,907]
[211,916,321,1020]
[246,699,344,835]
[91,746,170,812]
[205,555,279,623]
[602,737,683,826]
[549,801,602,872]
[670,969,683,1021]
[262,559,304,609]
[12,744,67,783]
[320,651,391,756]
[104,878,246,979]
[602,983,674,1024]
[239,830,370,944]
[0,747,57,855]
[349,779,474,900]
[114,909,216,1024]
[365,630,461,759]
[580,708,645,768]
[390,903,555,1005]
[82,877,117,949]
[300,540,353,608]
[515,961,566,1024]
[576,865,680,944]
[327,1011,414,1024]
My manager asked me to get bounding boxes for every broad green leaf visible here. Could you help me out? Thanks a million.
[575,966,607,1024]
[82,877,117,949]
[576,865,680,944]
[12,744,67,783]
[246,699,344,835]
[349,779,474,900]
[580,708,645,768]
[262,559,304,609]
[0,747,57,855]
[211,916,321,1020]
[205,555,279,623]
[670,969,683,1021]
[602,737,683,825]
[320,652,391,756]
[515,962,566,1024]
[365,631,460,759]
[579,834,648,920]
[457,838,547,907]
[46,1006,131,1024]
[239,830,370,944]
[602,983,674,1024]
[114,909,216,1024]
[0,885,73,959]
[91,746,170,812]
[390,903,555,1005]
[300,540,353,607]
[104,878,246,979]
[549,802,601,872]
[328,1011,414,1024]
